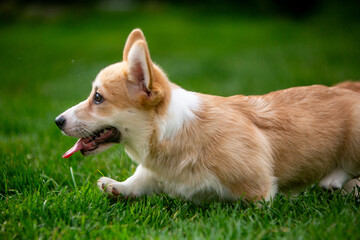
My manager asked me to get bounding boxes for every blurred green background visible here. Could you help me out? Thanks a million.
[1,0,360,238]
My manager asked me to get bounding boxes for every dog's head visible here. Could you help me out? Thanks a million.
[55,29,170,158]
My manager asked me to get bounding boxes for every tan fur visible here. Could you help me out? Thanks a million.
[58,29,360,202]
[334,80,360,93]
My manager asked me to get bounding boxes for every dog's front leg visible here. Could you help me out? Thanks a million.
[97,165,162,199]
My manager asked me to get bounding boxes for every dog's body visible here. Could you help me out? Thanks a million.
[56,29,360,203]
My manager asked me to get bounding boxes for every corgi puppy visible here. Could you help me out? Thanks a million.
[55,29,360,203]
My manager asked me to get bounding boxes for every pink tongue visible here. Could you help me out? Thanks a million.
[62,139,84,158]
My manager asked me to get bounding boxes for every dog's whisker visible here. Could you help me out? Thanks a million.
[75,126,88,138]
[82,127,96,138]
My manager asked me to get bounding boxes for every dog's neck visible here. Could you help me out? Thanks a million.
[123,86,201,166]
[156,86,201,141]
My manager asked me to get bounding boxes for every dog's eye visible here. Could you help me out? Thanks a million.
[93,92,104,104]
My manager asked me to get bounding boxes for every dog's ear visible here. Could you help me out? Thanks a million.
[123,29,146,61]
[126,39,157,105]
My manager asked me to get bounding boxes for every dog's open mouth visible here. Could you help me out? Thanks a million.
[62,127,121,158]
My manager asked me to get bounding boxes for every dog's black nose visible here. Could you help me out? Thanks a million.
[55,115,66,129]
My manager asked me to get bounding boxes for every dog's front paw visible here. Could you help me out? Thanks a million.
[97,177,118,190]
[97,177,131,199]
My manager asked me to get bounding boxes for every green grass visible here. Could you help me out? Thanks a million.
[1,6,360,239]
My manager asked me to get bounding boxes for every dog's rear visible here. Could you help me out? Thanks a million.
[335,81,360,93]
[334,81,360,194]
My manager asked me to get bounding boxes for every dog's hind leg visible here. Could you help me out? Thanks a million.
[342,178,360,196]
[97,165,162,199]
[319,168,353,191]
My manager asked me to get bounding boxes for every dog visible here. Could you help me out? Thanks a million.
[55,29,360,203]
